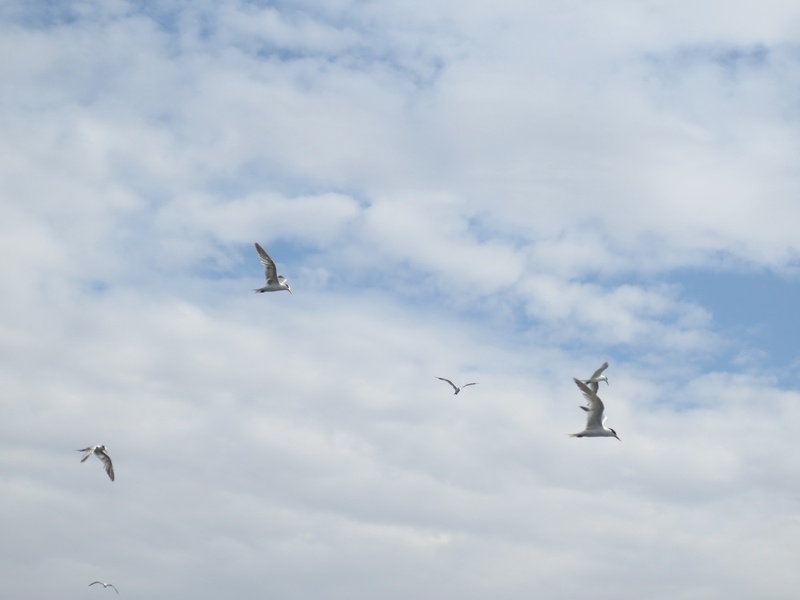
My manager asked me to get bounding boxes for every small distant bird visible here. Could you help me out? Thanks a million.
[77,445,115,481]
[580,361,609,394]
[570,378,620,441]
[436,377,478,395]
[253,242,293,294]
[89,581,119,594]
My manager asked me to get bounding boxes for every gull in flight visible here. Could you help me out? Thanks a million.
[253,242,293,294]
[580,361,609,394]
[77,445,115,481]
[436,377,478,395]
[89,582,119,594]
[570,378,620,441]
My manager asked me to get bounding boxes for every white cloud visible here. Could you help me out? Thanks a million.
[3,1,800,599]
[157,191,360,247]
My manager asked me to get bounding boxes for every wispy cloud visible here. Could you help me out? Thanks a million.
[3,1,800,599]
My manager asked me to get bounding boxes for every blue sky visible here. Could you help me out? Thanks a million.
[3,1,800,599]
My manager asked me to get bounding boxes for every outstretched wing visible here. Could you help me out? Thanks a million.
[89,582,119,594]
[589,362,609,380]
[436,377,458,392]
[96,448,115,482]
[573,378,606,431]
[77,447,94,463]
[254,243,279,284]
[583,362,609,393]
[461,382,478,388]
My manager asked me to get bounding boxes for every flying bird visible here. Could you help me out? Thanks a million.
[570,378,620,441]
[580,361,609,394]
[77,445,115,481]
[253,242,293,294]
[89,582,119,594]
[436,377,478,395]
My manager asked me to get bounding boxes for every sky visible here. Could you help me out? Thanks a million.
[2,1,800,598]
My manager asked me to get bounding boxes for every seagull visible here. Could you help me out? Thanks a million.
[570,378,620,441]
[580,361,609,394]
[253,242,293,294]
[89,582,119,594]
[77,445,115,481]
[436,377,478,395]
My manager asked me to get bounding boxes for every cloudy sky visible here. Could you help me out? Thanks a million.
[3,1,800,598]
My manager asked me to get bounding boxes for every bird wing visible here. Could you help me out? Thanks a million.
[582,362,609,393]
[96,448,115,482]
[436,377,458,392]
[461,382,478,388]
[109,584,119,594]
[254,243,279,284]
[89,582,102,587]
[589,362,609,380]
[77,447,94,463]
[573,378,606,430]
[584,379,599,394]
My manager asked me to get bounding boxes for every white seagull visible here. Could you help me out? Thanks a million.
[580,361,609,394]
[253,242,293,294]
[570,378,620,441]
[89,581,119,594]
[77,445,115,481]
[436,377,478,395]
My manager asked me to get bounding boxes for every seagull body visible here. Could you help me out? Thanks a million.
[77,445,115,481]
[89,582,119,594]
[580,361,609,394]
[570,378,620,441]
[253,242,292,294]
[436,377,478,395]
